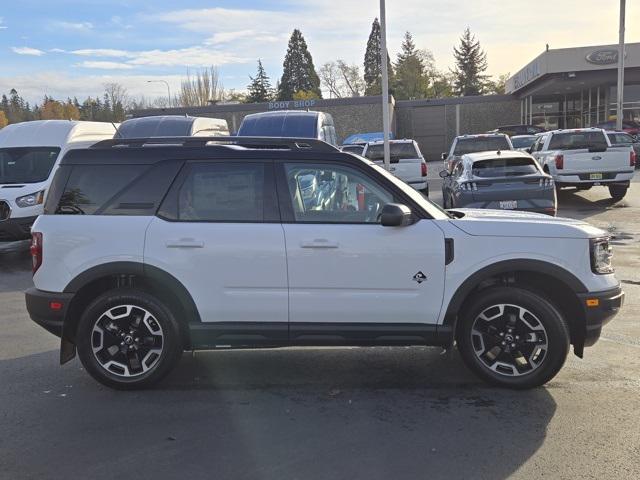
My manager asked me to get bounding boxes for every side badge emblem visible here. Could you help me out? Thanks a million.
[413,271,427,284]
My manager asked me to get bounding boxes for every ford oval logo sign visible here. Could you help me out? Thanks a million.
[592,156,602,160]
[585,50,619,65]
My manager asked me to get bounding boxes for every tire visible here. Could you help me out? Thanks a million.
[442,192,449,209]
[456,286,570,389]
[609,185,628,201]
[420,185,429,197]
[76,288,183,390]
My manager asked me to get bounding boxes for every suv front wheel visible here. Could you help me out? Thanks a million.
[76,289,183,390]
[456,287,570,389]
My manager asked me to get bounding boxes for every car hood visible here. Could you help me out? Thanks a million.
[448,208,606,239]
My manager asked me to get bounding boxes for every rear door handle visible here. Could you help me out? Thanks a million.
[166,238,205,248]
[300,239,339,249]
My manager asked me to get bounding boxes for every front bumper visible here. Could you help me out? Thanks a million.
[25,288,74,338]
[0,215,37,242]
[577,286,625,348]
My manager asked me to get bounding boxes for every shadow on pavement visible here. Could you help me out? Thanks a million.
[0,347,557,480]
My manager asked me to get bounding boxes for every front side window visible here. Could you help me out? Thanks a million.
[178,163,265,222]
[0,147,60,184]
[284,163,394,223]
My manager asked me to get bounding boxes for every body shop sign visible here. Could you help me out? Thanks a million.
[585,50,619,65]
[268,100,317,110]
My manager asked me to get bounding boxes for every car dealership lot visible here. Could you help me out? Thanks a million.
[1,176,638,479]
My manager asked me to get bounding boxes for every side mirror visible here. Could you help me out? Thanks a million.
[439,170,450,178]
[441,153,447,161]
[380,203,413,227]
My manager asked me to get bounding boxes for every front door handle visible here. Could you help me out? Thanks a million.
[300,239,339,249]
[166,238,205,248]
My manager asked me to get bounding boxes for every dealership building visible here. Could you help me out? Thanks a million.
[133,42,640,161]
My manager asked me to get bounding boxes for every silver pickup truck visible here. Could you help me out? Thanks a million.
[529,128,636,200]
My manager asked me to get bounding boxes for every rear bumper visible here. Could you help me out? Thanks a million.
[25,288,74,338]
[555,172,634,185]
[577,286,625,348]
[0,215,37,242]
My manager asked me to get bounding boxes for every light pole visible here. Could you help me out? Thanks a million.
[616,0,626,131]
[380,0,391,171]
[147,80,172,106]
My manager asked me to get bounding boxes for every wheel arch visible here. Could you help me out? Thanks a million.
[440,259,588,356]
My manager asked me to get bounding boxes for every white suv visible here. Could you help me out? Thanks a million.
[26,136,624,390]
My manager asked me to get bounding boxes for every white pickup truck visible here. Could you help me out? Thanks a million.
[530,128,636,200]
[361,139,429,195]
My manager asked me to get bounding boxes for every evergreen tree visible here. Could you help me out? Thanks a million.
[393,32,432,100]
[363,18,394,96]
[246,60,273,103]
[277,29,322,101]
[452,27,489,96]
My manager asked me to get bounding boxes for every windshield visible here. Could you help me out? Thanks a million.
[0,147,60,184]
[453,137,511,155]
[342,145,365,155]
[548,132,608,150]
[511,136,536,149]
[365,143,419,162]
[370,163,450,220]
[472,157,539,178]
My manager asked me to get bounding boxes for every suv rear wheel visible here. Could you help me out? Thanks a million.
[456,287,570,389]
[76,289,183,390]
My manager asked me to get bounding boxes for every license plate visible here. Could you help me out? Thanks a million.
[590,173,603,180]
[499,200,518,209]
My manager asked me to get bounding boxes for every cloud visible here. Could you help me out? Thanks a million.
[76,61,133,70]
[54,21,94,32]
[0,17,7,30]
[70,49,134,58]
[11,47,45,56]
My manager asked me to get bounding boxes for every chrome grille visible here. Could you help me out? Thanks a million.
[0,201,10,221]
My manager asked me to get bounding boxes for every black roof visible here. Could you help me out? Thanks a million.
[61,136,344,165]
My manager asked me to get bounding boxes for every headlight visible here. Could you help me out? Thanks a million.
[15,190,45,208]
[590,238,614,274]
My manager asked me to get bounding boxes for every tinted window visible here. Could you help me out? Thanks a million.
[548,132,608,150]
[56,165,147,215]
[341,145,365,155]
[471,157,539,178]
[365,143,419,162]
[117,118,193,138]
[0,148,60,184]
[177,163,265,222]
[511,136,537,149]
[453,137,511,155]
[238,114,318,138]
[608,133,634,144]
[285,163,394,223]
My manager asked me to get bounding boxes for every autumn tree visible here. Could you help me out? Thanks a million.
[0,110,8,129]
[452,27,489,96]
[278,29,321,100]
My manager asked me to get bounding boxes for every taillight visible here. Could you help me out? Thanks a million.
[460,182,478,191]
[555,154,564,170]
[631,150,637,167]
[30,232,43,274]
[421,162,427,177]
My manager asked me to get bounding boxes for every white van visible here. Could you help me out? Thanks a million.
[0,120,117,250]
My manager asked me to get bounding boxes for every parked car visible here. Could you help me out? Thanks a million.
[26,135,624,390]
[237,110,337,146]
[362,139,429,195]
[596,120,640,137]
[340,143,366,156]
[490,125,546,136]
[0,120,117,252]
[117,115,229,138]
[529,128,636,200]
[440,150,556,215]
[606,131,640,169]
[442,133,514,171]
[511,135,538,152]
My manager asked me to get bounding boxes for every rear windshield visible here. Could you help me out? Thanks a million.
[548,132,608,150]
[365,143,419,162]
[453,137,511,155]
[471,157,539,178]
[0,147,60,184]
[511,136,536,149]
[238,114,318,138]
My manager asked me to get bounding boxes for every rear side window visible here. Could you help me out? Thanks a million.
[472,157,539,178]
[177,163,265,222]
[548,132,608,150]
[453,137,511,155]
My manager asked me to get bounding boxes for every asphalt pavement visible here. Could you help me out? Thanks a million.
[1,172,639,480]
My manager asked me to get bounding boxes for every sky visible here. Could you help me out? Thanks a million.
[0,0,638,104]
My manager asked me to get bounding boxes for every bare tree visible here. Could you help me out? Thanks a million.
[178,66,225,107]
[320,60,364,98]
[103,82,130,110]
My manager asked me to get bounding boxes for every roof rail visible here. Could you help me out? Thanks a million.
[91,136,339,153]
